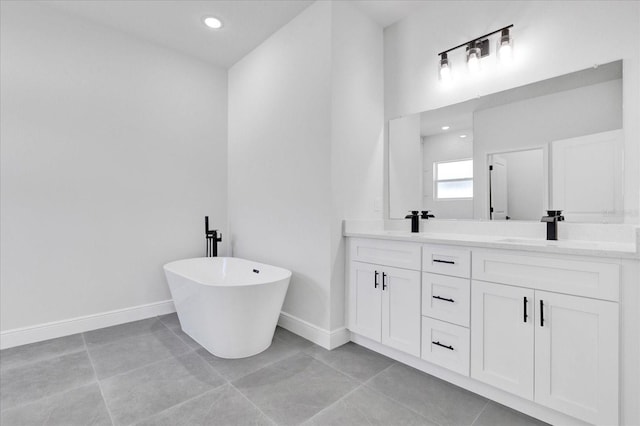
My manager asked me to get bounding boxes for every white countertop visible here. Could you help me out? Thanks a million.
[344,230,639,259]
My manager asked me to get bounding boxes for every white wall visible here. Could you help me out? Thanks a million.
[330,1,384,329]
[229,1,382,333]
[0,2,228,331]
[384,1,640,223]
[473,79,622,219]
[229,2,333,330]
[422,131,474,219]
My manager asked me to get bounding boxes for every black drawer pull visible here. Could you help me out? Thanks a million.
[374,271,379,289]
[432,295,455,303]
[433,259,455,265]
[432,341,454,351]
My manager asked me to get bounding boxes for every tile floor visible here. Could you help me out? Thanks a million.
[0,314,549,426]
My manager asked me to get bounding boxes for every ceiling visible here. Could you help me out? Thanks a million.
[42,1,427,69]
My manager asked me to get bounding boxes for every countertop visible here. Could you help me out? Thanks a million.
[344,230,639,259]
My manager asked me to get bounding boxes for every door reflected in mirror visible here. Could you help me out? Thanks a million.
[388,60,624,223]
[489,148,545,221]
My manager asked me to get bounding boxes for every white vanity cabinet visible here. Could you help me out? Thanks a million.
[348,239,421,357]
[346,235,628,426]
[471,249,620,426]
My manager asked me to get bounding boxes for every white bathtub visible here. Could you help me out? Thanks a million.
[163,257,292,359]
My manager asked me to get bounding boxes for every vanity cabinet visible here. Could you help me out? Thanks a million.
[347,236,625,426]
[471,250,619,426]
[348,239,421,357]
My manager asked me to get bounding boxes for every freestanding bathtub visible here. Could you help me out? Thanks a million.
[163,257,291,359]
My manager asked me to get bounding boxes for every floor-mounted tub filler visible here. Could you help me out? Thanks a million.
[163,257,292,358]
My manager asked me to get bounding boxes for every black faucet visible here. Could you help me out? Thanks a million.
[421,210,435,220]
[205,216,222,257]
[541,210,564,240]
[405,210,435,233]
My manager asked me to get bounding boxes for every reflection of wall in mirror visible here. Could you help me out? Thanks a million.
[389,115,421,218]
[473,78,622,220]
[422,130,473,219]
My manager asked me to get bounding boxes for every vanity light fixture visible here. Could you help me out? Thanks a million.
[203,16,223,29]
[438,24,513,80]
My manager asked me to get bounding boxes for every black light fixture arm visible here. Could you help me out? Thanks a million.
[437,24,513,56]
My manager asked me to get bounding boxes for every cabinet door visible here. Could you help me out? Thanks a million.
[471,281,534,400]
[381,266,421,357]
[348,261,382,342]
[535,291,618,426]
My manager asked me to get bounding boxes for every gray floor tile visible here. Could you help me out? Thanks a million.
[0,351,96,411]
[0,383,111,426]
[158,313,181,330]
[367,363,488,426]
[197,335,309,381]
[87,328,190,379]
[0,334,85,373]
[304,342,394,382]
[233,352,358,425]
[135,384,273,426]
[168,327,203,350]
[473,402,550,426]
[101,351,225,425]
[273,327,313,348]
[305,386,435,426]
[83,318,166,348]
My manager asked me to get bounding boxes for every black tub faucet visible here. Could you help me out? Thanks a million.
[541,210,564,240]
[205,216,222,257]
[405,210,435,233]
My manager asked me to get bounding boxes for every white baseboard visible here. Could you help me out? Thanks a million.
[0,300,175,350]
[278,312,350,350]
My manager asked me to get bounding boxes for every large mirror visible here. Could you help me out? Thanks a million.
[389,60,624,223]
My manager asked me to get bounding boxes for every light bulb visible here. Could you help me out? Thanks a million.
[203,17,222,29]
[440,64,452,81]
[499,43,512,63]
[467,52,480,73]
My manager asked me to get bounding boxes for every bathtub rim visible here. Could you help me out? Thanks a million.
[163,256,292,288]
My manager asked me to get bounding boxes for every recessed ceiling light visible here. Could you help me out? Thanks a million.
[459,134,467,138]
[441,126,450,130]
[203,17,222,29]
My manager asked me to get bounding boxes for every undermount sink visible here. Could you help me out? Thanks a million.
[497,238,604,249]
[497,238,549,245]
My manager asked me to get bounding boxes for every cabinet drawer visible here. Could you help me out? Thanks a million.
[421,317,470,376]
[350,238,422,271]
[422,273,470,327]
[422,245,470,278]
[472,249,619,301]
